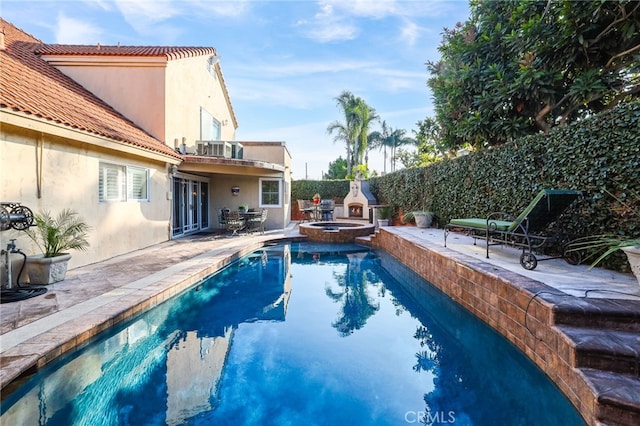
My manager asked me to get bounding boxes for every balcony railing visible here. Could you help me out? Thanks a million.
[195,141,243,159]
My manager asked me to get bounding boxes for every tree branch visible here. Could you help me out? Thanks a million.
[604,84,640,110]
[606,42,640,69]
[535,104,552,133]
[591,3,639,45]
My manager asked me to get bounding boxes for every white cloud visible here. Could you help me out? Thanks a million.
[326,0,458,20]
[326,0,399,19]
[399,19,421,47]
[54,12,103,44]
[114,0,179,33]
[305,21,359,43]
[183,0,251,18]
[295,0,358,43]
[233,59,380,78]
[84,0,116,12]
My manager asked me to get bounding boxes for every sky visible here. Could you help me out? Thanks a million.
[2,0,470,180]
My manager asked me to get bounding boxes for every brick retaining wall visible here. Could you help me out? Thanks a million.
[366,229,640,425]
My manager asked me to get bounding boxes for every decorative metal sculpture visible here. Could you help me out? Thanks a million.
[0,202,35,231]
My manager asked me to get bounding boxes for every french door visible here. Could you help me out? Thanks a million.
[172,176,209,237]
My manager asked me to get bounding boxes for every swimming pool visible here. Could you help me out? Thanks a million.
[0,242,585,425]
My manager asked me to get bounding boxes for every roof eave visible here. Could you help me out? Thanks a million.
[1,109,182,164]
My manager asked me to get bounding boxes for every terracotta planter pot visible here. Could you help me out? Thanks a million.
[26,253,72,285]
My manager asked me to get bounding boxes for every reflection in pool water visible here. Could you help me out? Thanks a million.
[1,243,585,425]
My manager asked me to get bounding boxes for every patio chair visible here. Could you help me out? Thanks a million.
[297,199,312,223]
[320,199,334,221]
[225,210,246,236]
[218,208,229,230]
[444,189,582,270]
[247,208,268,234]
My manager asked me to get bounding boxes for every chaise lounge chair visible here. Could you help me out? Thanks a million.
[444,189,582,270]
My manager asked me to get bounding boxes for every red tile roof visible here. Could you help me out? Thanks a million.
[36,44,216,60]
[0,19,183,160]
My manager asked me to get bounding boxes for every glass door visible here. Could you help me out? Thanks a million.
[201,182,209,228]
[172,177,210,237]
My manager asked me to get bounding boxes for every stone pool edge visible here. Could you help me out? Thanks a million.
[364,228,640,426]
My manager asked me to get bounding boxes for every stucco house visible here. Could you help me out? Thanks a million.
[0,19,292,276]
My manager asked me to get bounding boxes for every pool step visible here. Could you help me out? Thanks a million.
[558,325,640,377]
[552,297,640,333]
[581,368,640,426]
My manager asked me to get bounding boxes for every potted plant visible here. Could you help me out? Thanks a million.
[24,208,91,284]
[238,203,249,213]
[403,198,434,228]
[377,206,390,228]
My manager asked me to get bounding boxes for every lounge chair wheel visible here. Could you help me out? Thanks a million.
[520,252,538,270]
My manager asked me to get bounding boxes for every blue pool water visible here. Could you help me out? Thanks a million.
[1,242,585,425]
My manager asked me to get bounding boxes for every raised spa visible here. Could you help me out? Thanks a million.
[298,221,375,243]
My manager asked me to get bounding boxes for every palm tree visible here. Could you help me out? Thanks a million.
[327,91,378,176]
[388,128,416,172]
[327,91,359,176]
[368,122,415,173]
[368,120,391,174]
[351,98,379,168]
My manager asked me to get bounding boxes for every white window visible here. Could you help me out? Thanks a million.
[127,166,149,201]
[259,178,282,207]
[99,162,149,202]
[200,107,221,141]
[99,163,125,202]
[206,56,219,80]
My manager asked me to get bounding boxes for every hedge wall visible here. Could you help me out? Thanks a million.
[291,179,350,204]
[370,99,640,271]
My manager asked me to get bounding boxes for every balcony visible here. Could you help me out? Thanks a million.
[196,141,243,159]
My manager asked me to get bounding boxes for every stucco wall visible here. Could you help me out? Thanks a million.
[210,174,291,231]
[47,54,236,147]
[0,124,172,271]
[50,60,167,142]
[165,56,236,148]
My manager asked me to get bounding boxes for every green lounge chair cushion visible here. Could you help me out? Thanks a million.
[449,218,513,231]
[448,189,581,233]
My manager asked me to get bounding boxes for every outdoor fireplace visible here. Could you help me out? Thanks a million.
[342,175,378,220]
[348,204,363,218]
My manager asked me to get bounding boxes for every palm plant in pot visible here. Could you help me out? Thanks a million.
[377,206,390,227]
[24,209,91,284]
[403,197,434,228]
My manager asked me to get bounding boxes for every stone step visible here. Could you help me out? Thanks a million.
[581,368,640,426]
[559,325,640,377]
[553,297,640,332]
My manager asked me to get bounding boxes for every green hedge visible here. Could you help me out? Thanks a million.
[291,179,350,203]
[370,99,640,271]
